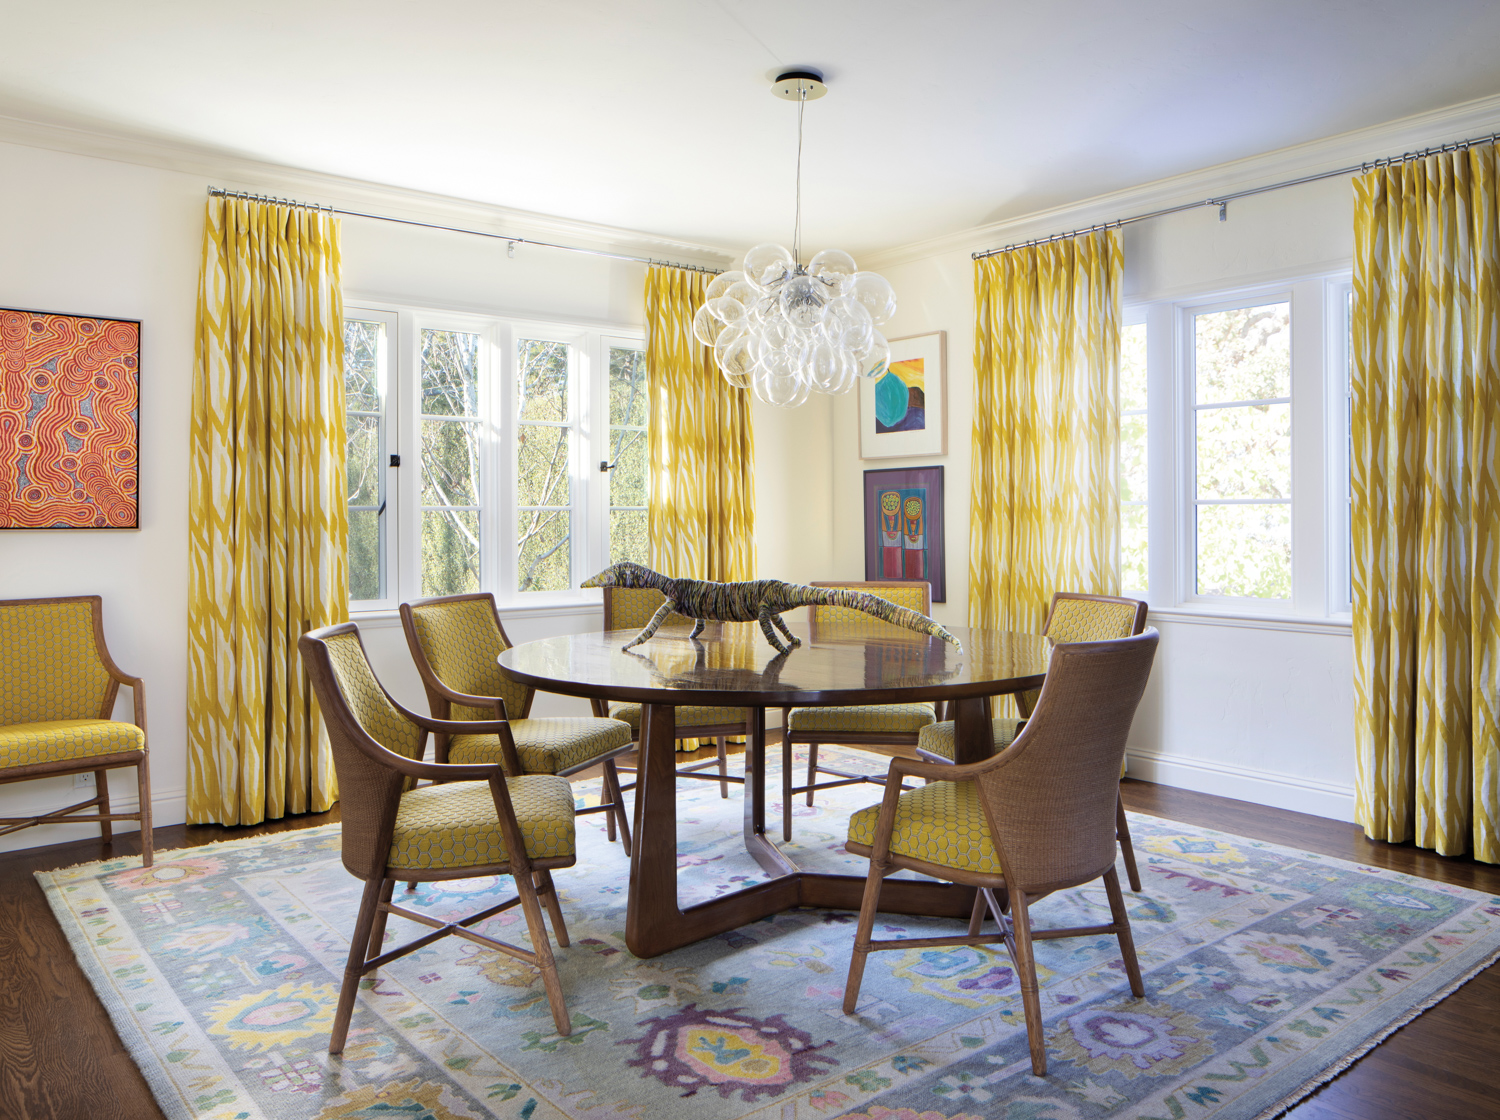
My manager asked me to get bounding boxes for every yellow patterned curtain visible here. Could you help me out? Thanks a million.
[1352,148,1500,863]
[187,197,348,825]
[644,266,756,581]
[970,230,1122,638]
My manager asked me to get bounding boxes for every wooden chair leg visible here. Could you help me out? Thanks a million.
[782,735,795,842]
[1008,889,1048,1076]
[716,736,729,798]
[602,760,632,857]
[1117,793,1142,892]
[136,754,153,867]
[967,887,988,935]
[331,877,386,1054]
[842,854,887,1015]
[806,742,820,806]
[535,869,570,948]
[365,879,397,962]
[1103,867,1145,997]
[94,769,112,842]
[513,864,571,1037]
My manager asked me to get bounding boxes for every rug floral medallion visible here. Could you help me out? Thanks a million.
[38,748,1500,1120]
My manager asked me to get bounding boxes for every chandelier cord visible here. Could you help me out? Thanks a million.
[793,88,806,267]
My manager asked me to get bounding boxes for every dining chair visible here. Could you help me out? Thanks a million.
[779,580,938,840]
[300,621,577,1051]
[917,591,1149,889]
[843,628,1159,1076]
[401,592,635,854]
[0,595,153,865]
[594,584,754,799]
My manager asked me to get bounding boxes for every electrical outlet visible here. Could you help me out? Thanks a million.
[74,772,95,788]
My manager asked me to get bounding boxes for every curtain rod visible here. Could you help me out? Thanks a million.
[206,186,723,275]
[972,128,1500,260]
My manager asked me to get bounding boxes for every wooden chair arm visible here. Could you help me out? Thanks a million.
[424,678,510,714]
[402,708,510,735]
[885,753,1001,783]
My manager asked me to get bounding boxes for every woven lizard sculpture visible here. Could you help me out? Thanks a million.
[581,562,963,655]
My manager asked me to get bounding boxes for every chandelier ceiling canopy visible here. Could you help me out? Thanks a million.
[693,70,897,408]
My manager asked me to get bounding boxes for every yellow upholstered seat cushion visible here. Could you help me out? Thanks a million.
[847,780,1000,876]
[607,703,748,732]
[387,775,575,871]
[448,717,632,775]
[916,717,1023,761]
[0,719,145,769]
[787,703,936,735]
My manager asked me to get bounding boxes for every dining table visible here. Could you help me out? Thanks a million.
[497,614,1051,958]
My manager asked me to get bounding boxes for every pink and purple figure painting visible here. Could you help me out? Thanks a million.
[873,355,926,434]
[864,465,945,601]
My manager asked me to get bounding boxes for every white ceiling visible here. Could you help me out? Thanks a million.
[5,1,1500,257]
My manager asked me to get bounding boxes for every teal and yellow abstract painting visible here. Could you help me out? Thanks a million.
[873,356,925,434]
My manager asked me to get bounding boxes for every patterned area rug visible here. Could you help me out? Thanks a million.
[38,747,1500,1120]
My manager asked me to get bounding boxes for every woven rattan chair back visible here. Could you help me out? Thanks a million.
[301,623,425,881]
[977,629,1158,894]
[402,593,532,721]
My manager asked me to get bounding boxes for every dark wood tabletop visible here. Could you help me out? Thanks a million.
[498,616,1052,957]
[497,617,1050,708]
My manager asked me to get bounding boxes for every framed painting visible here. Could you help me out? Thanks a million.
[863,465,945,602]
[859,330,945,459]
[0,307,140,529]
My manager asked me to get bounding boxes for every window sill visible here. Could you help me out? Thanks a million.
[1146,605,1351,636]
[349,600,604,628]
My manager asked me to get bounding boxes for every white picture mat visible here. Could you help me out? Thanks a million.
[859,331,946,459]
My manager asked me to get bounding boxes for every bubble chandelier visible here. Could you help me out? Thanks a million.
[692,70,897,408]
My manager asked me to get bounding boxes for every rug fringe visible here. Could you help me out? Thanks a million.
[1246,942,1500,1120]
[31,824,343,882]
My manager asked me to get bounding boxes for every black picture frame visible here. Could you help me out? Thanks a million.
[863,465,945,602]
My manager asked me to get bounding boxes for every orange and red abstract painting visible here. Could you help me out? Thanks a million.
[0,308,139,529]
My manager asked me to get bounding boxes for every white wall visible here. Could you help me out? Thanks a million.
[0,135,733,850]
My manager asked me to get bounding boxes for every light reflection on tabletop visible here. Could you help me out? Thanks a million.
[498,617,1050,707]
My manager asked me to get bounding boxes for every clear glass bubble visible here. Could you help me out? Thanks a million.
[780,272,827,330]
[743,243,795,288]
[716,330,755,386]
[860,332,891,378]
[707,295,745,323]
[693,304,723,347]
[724,280,760,308]
[851,271,898,325]
[809,340,841,392]
[831,349,860,394]
[704,270,743,300]
[808,248,857,280]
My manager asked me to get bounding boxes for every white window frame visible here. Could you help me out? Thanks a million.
[1119,311,1149,598]
[344,299,644,613]
[1127,270,1352,623]
[600,334,649,567]
[344,306,400,613]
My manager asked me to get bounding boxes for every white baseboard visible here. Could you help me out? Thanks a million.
[1127,749,1357,824]
[0,786,187,856]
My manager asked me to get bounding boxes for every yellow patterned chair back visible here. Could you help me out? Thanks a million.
[402,594,532,722]
[302,624,424,879]
[603,586,689,633]
[1019,593,1148,716]
[807,581,933,642]
[0,598,112,724]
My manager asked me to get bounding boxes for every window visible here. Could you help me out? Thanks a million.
[1124,275,1351,618]
[1190,300,1292,600]
[342,305,645,610]
[343,310,396,606]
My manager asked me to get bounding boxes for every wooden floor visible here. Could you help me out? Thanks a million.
[2,749,1496,1120]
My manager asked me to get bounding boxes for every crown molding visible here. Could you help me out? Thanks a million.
[0,113,737,269]
[863,91,1500,271]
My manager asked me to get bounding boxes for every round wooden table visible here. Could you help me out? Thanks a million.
[498,616,1050,958]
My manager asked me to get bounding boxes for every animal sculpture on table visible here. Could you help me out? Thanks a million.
[581,562,963,655]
